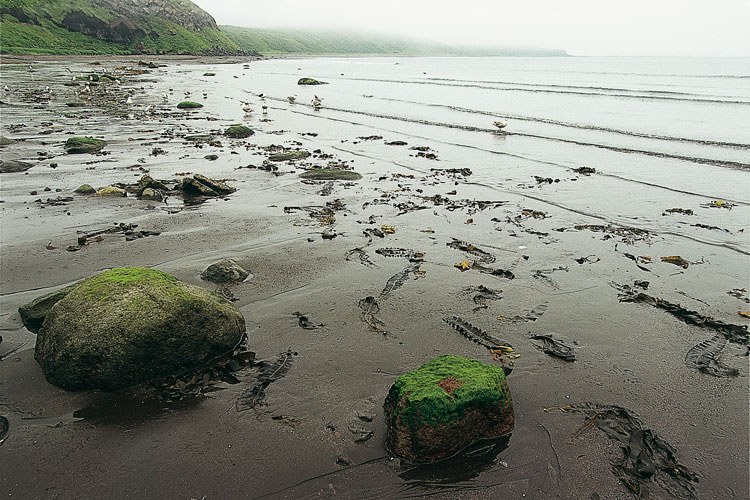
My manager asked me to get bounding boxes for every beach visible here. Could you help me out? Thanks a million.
[0,55,748,499]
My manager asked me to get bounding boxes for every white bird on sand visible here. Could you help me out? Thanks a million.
[493,120,508,130]
[312,95,323,110]
[3,85,9,92]
[287,95,296,104]
[83,84,91,93]
[162,93,168,100]
[241,101,253,114]
[126,96,133,104]
[262,104,268,114]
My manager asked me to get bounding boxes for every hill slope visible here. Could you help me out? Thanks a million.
[0,0,247,55]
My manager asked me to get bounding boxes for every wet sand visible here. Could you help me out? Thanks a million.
[0,57,748,500]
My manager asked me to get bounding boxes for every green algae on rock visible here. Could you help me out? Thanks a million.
[297,77,327,85]
[74,184,96,194]
[33,268,246,392]
[384,355,514,463]
[224,124,254,139]
[177,101,203,109]
[64,136,104,154]
[300,168,362,181]
[95,186,126,197]
[268,150,310,162]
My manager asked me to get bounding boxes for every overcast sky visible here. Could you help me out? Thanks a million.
[192,0,750,56]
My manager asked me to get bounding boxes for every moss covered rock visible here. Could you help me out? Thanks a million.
[95,186,126,197]
[224,124,254,139]
[268,150,310,162]
[33,268,246,391]
[177,101,203,109]
[300,168,362,181]
[19,282,81,334]
[74,184,96,194]
[384,355,514,463]
[297,77,327,85]
[65,137,104,154]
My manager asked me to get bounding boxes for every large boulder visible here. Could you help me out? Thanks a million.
[384,355,514,463]
[33,268,246,391]
[0,159,33,173]
[65,137,104,154]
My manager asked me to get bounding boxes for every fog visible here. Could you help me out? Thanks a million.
[192,0,750,56]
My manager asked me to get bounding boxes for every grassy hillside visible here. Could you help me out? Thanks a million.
[221,26,459,56]
[0,0,246,55]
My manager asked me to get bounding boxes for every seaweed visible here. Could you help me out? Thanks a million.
[345,247,376,267]
[619,292,748,344]
[358,296,389,335]
[463,285,502,311]
[684,335,738,377]
[375,247,425,262]
[546,404,700,499]
[236,350,296,411]
[447,238,495,263]
[443,316,515,374]
[293,312,324,330]
[380,263,421,299]
[530,334,576,362]
[575,224,650,244]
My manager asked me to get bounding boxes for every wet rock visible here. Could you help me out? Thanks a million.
[0,159,33,173]
[224,124,254,139]
[201,259,249,284]
[140,188,163,201]
[203,72,216,76]
[0,136,15,146]
[268,150,310,162]
[136,174,168,196]
[74,184,96,194]
[300,168,362,181]
[384,355,514,463]
[193,174,235,195]
[95,186,126,197]
[297,77,327,85]
[64,137,104,154]
[180,177,218,196]
[204,154,218,161]
[19,282,81,334]
[177,101,203,109]
[34,268,246,392]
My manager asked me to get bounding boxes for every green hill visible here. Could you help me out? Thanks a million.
[0,0,248,55]
[220,26,459,56]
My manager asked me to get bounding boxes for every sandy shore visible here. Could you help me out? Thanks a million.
[0,57,747,500]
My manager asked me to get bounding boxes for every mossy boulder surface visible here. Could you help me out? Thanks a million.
[300,168,362,181]
[268,150,310,162]
[74,184,96,194]
[297,77,327,85]
[384,355,514,463]
[33,268,246,392]
[224,124,254,139]
[65,137,104,154]
[177,101,203,109]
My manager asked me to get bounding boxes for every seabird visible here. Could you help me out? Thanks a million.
[126,96,133,104]
[493,120,508,130]
[287,96,296,104]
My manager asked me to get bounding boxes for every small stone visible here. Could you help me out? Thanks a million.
[201,259,250,284]
[140,188,163,201]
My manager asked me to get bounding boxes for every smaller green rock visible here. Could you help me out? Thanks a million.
[224,124,254,139]
[66,102,86,108]
[300,168,362,181]
[65,137,104,154]
[177,101,203,109]
[203,72,216,76]
[74,184,96,194]
[268,150,310,162]
[297,78,327,85]
[0,136,15,146]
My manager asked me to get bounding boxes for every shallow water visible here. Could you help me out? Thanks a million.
[0,56,748,500]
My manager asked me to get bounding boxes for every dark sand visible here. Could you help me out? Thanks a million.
[0,56,748,500]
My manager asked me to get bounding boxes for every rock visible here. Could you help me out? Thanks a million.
[140,188,163,201]
[177,101,203,109]
[180,177,218,196]
[65,137,104,154]
[268,150,310,162]
[300,168,362,181]
[66,102,86,107]
[201,259,250,283]
[0,159,33,173]
[19,282,81,334]
[95,186,126,197]
[136,174,168,196]
[184,134,214,142]
[297,78,327,85]
[224,124,254,139]
[203,72,216,76]
[384,355,514,463]
[33,268,246,391]
[74,184,96,194]
[0,136,15,146]
[193,174,235,195]
[204,154,218,161]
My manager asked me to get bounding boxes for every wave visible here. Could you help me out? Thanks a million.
[255,94,750,171]
[336,76,750,105]
[369,95,750,149]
